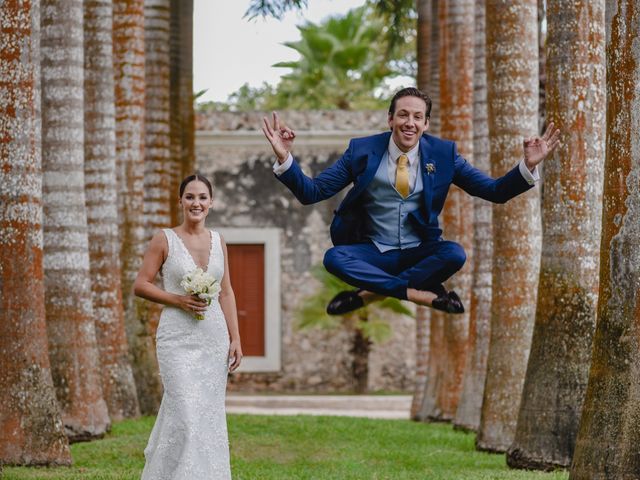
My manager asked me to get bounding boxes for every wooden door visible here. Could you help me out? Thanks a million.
[227,244,265,356]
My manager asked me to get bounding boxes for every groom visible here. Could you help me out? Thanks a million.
[262,87,559,315]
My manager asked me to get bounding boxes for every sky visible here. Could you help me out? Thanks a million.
[193,0,372,104]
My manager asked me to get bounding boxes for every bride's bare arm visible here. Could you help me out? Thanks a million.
[218,235,243,371]
[133,231,207,315]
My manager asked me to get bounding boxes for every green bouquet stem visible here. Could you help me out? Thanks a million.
[194,297,212,321]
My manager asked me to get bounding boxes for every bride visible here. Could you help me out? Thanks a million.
[134,174,242,479]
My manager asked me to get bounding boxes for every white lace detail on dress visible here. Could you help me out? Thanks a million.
[141,229,231,480]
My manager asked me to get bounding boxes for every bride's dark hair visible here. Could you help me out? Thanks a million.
[179,173,213,198]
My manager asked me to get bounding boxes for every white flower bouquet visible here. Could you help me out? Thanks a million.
[180,268,220,320]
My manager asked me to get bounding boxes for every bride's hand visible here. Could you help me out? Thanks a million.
[175,294,208,316]
[228,340,243,372]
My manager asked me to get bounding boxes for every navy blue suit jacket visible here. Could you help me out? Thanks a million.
[277,131,534,246]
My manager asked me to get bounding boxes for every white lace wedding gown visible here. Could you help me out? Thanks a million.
[141,228,231,479]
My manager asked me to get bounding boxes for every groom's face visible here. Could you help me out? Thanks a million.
[388,96,429,152]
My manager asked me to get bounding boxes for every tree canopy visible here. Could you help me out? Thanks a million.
[199,3,415,111]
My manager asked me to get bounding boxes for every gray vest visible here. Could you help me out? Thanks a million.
[362,151,423,252]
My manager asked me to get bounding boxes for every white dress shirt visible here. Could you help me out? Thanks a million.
[387,138,420,193]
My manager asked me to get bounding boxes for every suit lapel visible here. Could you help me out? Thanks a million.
[341,132,389,208]
[419,135,434,218]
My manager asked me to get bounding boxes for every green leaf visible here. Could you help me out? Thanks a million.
[194,88,208,100]
[244,0,309,20]
[295,264,412,345]
[272,61,300,69]
[357,316,392,343]
[333,46,370,70]
[377,297,414,317]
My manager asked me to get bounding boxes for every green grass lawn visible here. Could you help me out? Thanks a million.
[4,415,569,480]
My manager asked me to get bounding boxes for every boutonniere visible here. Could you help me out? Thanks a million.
[425,163,436,174]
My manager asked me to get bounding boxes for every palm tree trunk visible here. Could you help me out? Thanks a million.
[570,2,640,477]
[507,0,605,469]
[415,0,445,422]
[169,0,195,225]
[477,0,541,452]
[0,0,71,464]
[417,314,444,420]
[352,312,371,394]
[416,0,433,91]
[410,305,430,419]
[113,0,162,415]
[427,0,475,421]
[454,0,492,432]
[84,0,141,421]
[417,0,441,135]
[412,0,434,420]
[144,0,172,339]
[41,0,111,441]
[537,0,546,132]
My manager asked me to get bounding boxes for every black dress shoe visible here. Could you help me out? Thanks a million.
[326,290,364,315]
[431,289,465,314]
[429,283,448,298]
[447,290,465,314]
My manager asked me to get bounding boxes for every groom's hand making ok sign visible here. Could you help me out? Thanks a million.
[523,121,561,171]
[262,111,296,164]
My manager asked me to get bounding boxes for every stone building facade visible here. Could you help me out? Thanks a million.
[196,110,416,393]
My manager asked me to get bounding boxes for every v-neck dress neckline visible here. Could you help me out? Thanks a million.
[171,229,213,272]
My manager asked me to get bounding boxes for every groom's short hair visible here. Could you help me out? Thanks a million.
[388,87,432,118]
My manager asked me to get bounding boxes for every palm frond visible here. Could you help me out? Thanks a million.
[376,297,414,317]
[296,264,413,344]
[244,0,309,20]
[357,315,392,343]
[194,89,208,100]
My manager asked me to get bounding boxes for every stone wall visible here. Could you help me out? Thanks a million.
[196,110,416,393]
[195,110,388,131]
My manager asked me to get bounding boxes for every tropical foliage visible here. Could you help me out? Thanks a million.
[272,7,395,109]
[298,265,413,393]
[298,265,412,344]
[244,0,308,19]
[197,82,279,112]
[200,4,415,111]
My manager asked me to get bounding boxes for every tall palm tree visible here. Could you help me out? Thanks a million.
[477,0,541,453]
[41,0,110,441]
[413,0,438,422]
[145,0,172,237]
[0,0,71,464]
[570,1,640,477]
[144,0,173,338]
[418,0,475,423]
[410,0,436,420]
[113,0,162,415]
[430,0,475,421]
[170,0,195,212]
[507,0,605,469]
[422,0,440,134]
[299,267,412,393]
[273,7,391,110]
[454,0,493,432]
[84,0,140,421]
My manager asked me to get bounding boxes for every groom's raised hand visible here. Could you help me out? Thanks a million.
[523,121,561,171]
[262,111,296,164]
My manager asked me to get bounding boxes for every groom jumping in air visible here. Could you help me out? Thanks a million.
[262,87,560,315]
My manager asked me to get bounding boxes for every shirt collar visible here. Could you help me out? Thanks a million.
[388,137,420,165]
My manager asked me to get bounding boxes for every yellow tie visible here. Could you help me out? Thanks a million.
[395,154,410,198]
